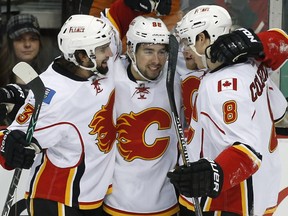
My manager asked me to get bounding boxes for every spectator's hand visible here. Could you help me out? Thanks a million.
[167,158,223,198]
[0,130,41,169]
[210,28,264,64]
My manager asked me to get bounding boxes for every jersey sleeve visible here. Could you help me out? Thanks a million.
[267,77,288,122]
[257,28,288,71]
[89,0,115,17]
[107,0,146,39]
[215,143,262,192]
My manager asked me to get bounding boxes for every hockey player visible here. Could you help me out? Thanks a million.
[167,5,287,216]
[103,16,181,215]
[0,15,117,215]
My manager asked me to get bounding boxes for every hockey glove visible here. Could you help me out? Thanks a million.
[0,84,26,105]
[0,84,27,124]
[0,130,41,169]
[155,0,171,15]
[124,0,156,13]
[167,158,223,198]
[210,28,264,64]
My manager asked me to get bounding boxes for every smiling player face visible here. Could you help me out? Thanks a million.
[133,43,168,81]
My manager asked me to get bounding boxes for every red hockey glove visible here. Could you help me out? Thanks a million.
[257,29,288,71]
[0,130,41,169]
[210,28,264,64]
[167,158,223,198]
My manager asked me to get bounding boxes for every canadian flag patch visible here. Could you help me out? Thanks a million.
[217,78,237,92]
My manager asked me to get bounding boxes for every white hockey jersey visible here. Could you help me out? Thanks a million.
[103,58,181,215]
[9,61,117,209]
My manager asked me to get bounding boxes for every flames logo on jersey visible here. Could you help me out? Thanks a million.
[89,90,116,153]
[116,108,171,161]
[181,75,201,144]
[91,78,106,95]
[132,83,150,99]
[182,75,200,124]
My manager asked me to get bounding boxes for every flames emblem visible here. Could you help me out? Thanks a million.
[116,108,171,161]
[89,90,116,153]
[182,76,201,124]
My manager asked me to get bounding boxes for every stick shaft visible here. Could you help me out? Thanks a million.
[166,35,203,216]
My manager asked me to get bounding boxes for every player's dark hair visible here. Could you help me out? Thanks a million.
[54,56,79,75]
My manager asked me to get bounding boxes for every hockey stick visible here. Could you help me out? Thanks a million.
[1,62,46,216]
[166,34,203,216]
[276,127,288,136]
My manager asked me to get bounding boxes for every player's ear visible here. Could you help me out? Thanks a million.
[198,32,207,43]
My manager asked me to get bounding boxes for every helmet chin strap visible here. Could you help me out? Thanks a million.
[189,44,208,69]
[77,56,99,74]
[79,65,97,73]
[128,51,162,83]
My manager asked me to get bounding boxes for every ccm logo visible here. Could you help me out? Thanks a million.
[238,28,258,43]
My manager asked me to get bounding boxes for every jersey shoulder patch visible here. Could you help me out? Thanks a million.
[217,78,238,92]
[43,88,56,104]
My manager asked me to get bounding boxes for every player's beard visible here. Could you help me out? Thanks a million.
[86,59,108,75]
[97,65,108,75]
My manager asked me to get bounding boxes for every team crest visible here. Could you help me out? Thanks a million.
[132,83,150,99]
[92,77,106,95]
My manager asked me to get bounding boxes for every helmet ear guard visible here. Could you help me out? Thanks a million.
[58,14,113,72]
[126,42,135,62]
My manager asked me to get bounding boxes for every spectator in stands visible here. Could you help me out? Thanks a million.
[0,14,42,125]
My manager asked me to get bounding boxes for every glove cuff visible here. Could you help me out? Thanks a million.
[30,137,42,154]
[0,130,10,155]
[206,159,224,198]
